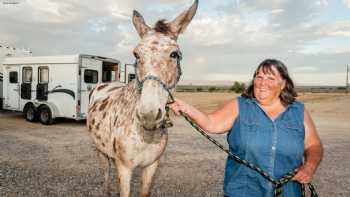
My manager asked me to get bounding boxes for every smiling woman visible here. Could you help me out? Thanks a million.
[170,58,323,197]
[243,59,297,107]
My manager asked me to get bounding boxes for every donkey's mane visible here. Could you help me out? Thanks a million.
[154,19,171,34]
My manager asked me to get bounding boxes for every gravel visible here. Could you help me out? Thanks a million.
[1,94,350,197]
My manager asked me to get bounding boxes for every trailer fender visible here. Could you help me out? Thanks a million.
[38,102,59,119]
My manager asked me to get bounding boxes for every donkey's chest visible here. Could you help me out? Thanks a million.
[119,132,168,167]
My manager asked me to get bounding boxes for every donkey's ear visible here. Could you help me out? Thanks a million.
[169,0,198,39]
[133,10,151,38]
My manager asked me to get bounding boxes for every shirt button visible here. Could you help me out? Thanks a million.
[272,146,276,150]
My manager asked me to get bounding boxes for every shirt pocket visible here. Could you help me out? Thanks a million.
[283,121,304,140]
[279,121,305,158]
[240,120,262,154]
[241,119,260,133]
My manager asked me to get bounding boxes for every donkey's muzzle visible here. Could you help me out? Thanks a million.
[136,108,164,130]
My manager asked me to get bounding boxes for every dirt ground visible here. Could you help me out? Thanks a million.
[0,92,349,197]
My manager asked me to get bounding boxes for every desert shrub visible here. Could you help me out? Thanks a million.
[208,86,217,92]
[196,87,203,92]
[231,81,245,93]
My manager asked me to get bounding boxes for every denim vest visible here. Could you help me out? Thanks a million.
[224,96,305,197]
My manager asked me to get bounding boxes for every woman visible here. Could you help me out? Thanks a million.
[170,59,323,197]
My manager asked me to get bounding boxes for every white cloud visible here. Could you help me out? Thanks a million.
[88,18,108,33]
[292,66,318,72]
[329,31,350,37]
[181,73,251,83]
[110,9,130,20]
[315,0,328,7]
[203,73,251,82]
[316,21,350,37]
[297,21,350,55]
[28,0,61,16]
[344,0,350,7]
[25,0,77,23]
[185,13,279,48]
[296,45,350,55]
[270,9,284,15]
[187,15,242,46]
[293,72,346,86]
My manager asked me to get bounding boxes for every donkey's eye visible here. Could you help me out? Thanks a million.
[170,51,179,59]
[133,52,140,60]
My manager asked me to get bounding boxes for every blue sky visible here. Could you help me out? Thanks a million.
[1,0,350,85]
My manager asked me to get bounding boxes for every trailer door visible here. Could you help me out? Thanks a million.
[79,58,102,117]
[4,66,20,110]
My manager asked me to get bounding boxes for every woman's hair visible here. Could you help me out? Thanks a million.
[242,59,297,106]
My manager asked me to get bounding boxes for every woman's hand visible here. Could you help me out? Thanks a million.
[169,97,239,134]
[169,98,189,116]
[292,164,316,184]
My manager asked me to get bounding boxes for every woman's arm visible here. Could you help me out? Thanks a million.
[292,109,324,184]
[169,98,239,134]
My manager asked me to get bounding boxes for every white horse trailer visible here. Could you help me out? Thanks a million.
[2,54,125,124]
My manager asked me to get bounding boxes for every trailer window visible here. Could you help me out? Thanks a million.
[9,72,18,83]
[22,67,32,83]
[39,67,49,84]
[84,69,98,83]
[102,63,119,82]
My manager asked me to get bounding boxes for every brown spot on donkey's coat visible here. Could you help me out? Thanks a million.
[97,84,108,91]
[99,98,109,111]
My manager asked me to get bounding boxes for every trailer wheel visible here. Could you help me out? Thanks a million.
[23,104,38,122]
[38,105,54,125]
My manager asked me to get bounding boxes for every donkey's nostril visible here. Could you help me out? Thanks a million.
[156,108,162,121]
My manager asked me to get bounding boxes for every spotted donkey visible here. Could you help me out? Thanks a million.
[87,1,198,196]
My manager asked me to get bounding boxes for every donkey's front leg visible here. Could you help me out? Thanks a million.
[116,160,133,197]
[140,160,160,197]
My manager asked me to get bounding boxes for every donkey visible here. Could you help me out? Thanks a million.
[87,1,198,196]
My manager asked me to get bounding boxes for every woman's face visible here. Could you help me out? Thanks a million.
[253,66,285,104]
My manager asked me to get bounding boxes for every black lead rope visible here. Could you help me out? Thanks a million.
[166,93,318,197]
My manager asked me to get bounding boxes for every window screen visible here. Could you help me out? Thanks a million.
[22,67,32,83]
[39,67,49,84]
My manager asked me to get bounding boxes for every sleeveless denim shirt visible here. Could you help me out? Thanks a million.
[224,96,305,197]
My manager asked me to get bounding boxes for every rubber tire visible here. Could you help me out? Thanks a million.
[23,104,38,122]
[38,105,54,125]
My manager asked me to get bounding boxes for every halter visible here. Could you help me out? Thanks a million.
[134,51,182,97]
